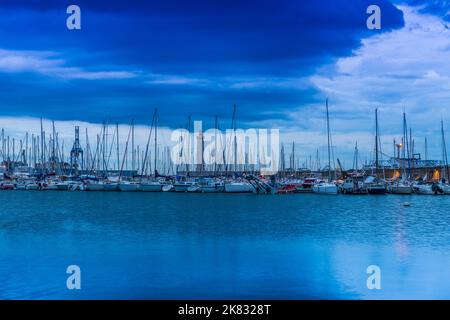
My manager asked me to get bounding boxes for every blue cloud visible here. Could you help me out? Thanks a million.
[0,0,404,127]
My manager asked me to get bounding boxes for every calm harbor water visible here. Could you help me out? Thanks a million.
[0,191,449,299]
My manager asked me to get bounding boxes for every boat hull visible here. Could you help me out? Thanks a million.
[56,184,70,191]
[140,183,163,192]
[224,183,253,193]
[187,185,200,192]
[173,184,192,192]
[200,187,224,193]
[103,183,119,191]
[0,184,15,190]
[118,183,140,192]
[367,187,386,194]
[84,184,105,191]
[389,185,412,194]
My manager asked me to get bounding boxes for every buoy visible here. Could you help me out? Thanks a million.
[403,202,411,207]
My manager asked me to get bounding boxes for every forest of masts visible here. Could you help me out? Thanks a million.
[0,108,447,179]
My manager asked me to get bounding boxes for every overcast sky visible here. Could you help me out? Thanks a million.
[0,1,449,167]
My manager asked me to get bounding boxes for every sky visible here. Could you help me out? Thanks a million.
[0,0,449,168]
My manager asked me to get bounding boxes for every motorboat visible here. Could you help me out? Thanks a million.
[339,177,368,194]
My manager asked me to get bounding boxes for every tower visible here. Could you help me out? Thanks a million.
[70,126,84,175]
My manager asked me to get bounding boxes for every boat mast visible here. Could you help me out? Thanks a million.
[375,108,379,178]
[441,119,449,181]
[402,112,410,178]
[40,118,44,173]
[131,119,135,173]
[52,120,56,173]
[232,104,237,173]
[214,115,218,176]
[154,109,158,177]
[291,141,295,174]
[326,98,331,182]
[140,109,158,178]
[187,115,191,174]
[116,123,120,172]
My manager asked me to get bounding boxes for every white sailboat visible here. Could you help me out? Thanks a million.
[312,98,338,195]
[312,180,338,194]
[365,109,386,195]
[388,180,412,194]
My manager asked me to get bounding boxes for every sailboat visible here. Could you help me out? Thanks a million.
[389,113,412,194]
[312,98,338,195]
[366,108,387,194]
[388,180,412,194]
[139,109,163,192]
[437,119,450,194]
